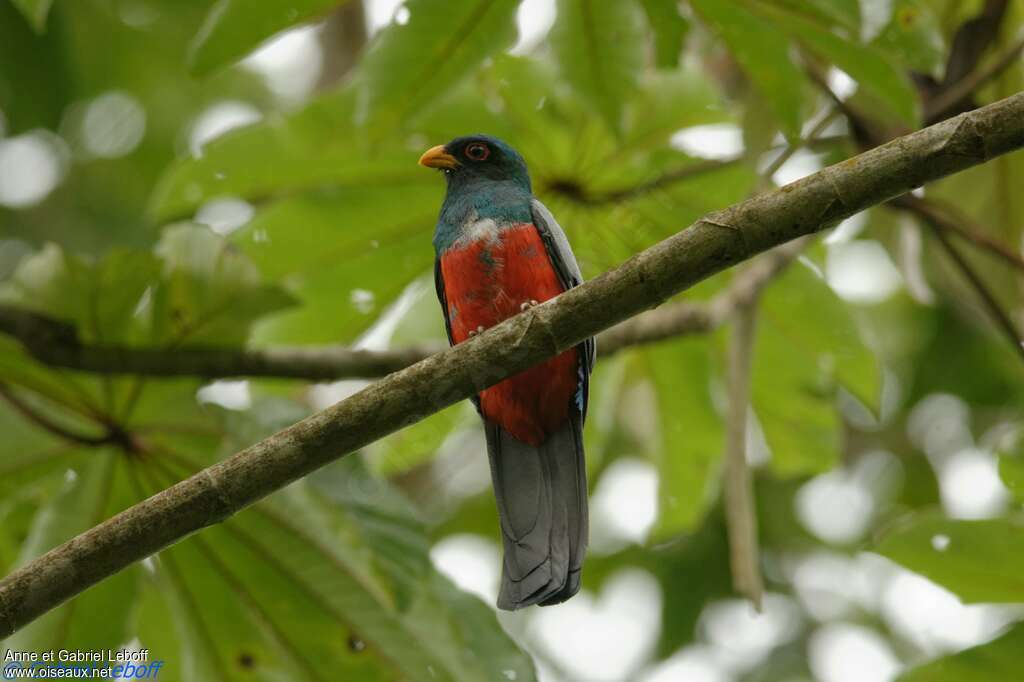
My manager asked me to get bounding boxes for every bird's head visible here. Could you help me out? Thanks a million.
[419,135,531,193]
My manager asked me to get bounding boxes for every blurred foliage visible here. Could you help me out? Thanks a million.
[1,0,1023,680]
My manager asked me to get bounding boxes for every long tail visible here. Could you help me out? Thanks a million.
[485,413,588,610]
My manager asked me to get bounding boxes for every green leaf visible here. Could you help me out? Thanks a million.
[251,232,430,345]
[188,0,346,76]
[761,0,860,34]
[898,622,1024,682]
[353,0,521,133]
[7,453,141,652]
[875,513,1024,603]
[752,261,879,474]
[140,454,536,682]
[691,0,806,138]
[368,404,473,476]
[152,224,296,346]
[639,0,689,68]
[0,244,159,343]
[9,0,52,32]
[621,69,730,153]
[308,457,432,608]
[754,2,920,126]
[652,508,732,657]
[0,437,79,502]
[644,339,724,538]
[550,0,647,134]
[233,185,438,280]
[872,0,945,76]
[148,90,421,223]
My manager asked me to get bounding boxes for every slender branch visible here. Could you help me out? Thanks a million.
[760,108,842,184]
[1,94,1022,638]
[892,196,1024,273]
[316,0,367,90]
[724,300,763,610]
[926,32,1024,123]
[544,137,847,206]
[0,319,441,380]
[923,214,1024,362]
[0,243,810,381]
[543,157,743,205]
[937,0,1009,99]
[599,237,811,354]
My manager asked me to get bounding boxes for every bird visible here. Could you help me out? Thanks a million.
[420,135,594,610]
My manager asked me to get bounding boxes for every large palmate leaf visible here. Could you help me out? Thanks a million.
[188,0,347,76]
[0,244,159,344]
[875,513,1024,603]
[0,230,293,349]
[691,0,806,139]
[148,90,420,223]
[352,0,521,134]
[752,260,879,475]
[6,452,141,653]
[152,224,296,346]
[134,453,535,682]
[550,0,647,134]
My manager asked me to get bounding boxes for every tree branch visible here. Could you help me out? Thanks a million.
[544,137,847,206]
[0,242,809,380]
[892,195,1024,273]
[935,0,1010,106]
[918,209,1024,362]
[926,31,1024,123]
[1,94,1022,637]
[724,300,763,610]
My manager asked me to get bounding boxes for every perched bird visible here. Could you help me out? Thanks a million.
[420,135,593,609]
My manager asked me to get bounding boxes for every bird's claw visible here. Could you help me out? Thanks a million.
[468,325,485,337]
[520,299,539,311]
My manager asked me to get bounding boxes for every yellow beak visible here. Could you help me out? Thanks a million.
[418,145,459,170]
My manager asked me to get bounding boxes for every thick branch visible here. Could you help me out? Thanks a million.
[1,94,1023,637]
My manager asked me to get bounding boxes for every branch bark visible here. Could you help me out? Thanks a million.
[1,94,1023,638]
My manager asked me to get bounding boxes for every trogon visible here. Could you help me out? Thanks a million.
[420,135,594,609]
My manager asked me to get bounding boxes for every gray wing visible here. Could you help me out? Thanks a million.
[530,198,595,417]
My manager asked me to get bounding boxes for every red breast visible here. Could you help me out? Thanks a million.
[440,223,579,445]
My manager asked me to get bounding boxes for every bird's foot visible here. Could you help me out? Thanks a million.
[519,299,540,311]
[468,325,486,337]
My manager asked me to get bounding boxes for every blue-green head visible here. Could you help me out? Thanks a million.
[420,135,534,251]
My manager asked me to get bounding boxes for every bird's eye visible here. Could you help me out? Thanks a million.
[465,143,490,161]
